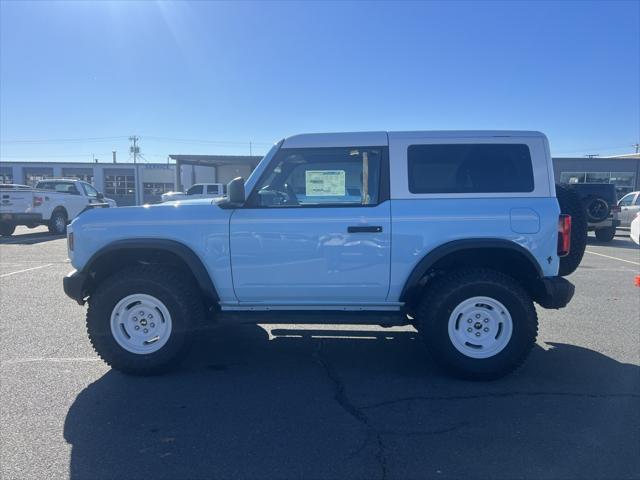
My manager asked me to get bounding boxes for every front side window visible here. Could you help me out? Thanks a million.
[408,144,534,194]
[82,183,99,198]
[618,193,635,206]
[250,147,382,207]
[206,185,221,194]
[187,185,203,195]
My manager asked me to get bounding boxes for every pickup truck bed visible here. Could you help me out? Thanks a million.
[0,180,112,236]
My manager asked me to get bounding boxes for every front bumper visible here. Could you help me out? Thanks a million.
[536,276,575,309]
[63,270,89,305]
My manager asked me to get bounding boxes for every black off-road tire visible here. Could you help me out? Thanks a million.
[583,197,610,223]
[0,223,16,237]
[556,184,587,276]
[86,265,204,375]
[48,209,67,235]
[595,226,616,242]
[415,268,538,381]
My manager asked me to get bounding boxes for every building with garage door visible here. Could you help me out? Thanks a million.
[0,161,174,206]
[0,155,261,206]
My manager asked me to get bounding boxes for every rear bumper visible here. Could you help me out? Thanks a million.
[536,276,575,309]
[63,270,89,305]
[589,218,621,229]
[0,212,43,224]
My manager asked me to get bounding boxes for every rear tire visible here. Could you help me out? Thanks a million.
[0,223,16,237]
[595,226,616,242]
[415,268,538,380]
[86,265,204,375]
[556,184,587,276]
[48,209,67,235]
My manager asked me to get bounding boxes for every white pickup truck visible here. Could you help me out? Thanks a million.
[160,183,226,203]
[0,179,116,237]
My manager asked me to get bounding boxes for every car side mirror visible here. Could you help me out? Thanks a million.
[96,192,104,200]
[227,177,245,205]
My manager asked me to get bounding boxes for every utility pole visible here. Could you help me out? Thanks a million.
[633,143,639,154]
[129,136,141,205]
[249,141,252,157]
[112,151,117,164]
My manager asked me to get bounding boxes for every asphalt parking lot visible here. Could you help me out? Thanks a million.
[1,226,639,480]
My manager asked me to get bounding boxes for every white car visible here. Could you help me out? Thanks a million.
[161,183,226,202]
[617,191,640,228]
[0,179,115,237]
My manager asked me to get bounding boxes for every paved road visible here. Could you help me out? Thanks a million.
[1,226,639,480]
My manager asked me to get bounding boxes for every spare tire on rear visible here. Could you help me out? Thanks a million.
[583,196,610,223]
[556,184,587,276]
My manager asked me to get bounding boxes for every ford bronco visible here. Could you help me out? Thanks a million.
[63,131,580,380]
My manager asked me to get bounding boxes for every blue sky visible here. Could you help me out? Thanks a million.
[1,0,638,162]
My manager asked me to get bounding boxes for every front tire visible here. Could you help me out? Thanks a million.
[415,269,538,380]
[595,226,616,242]
[48,209,67,235]
[86,265,204,375]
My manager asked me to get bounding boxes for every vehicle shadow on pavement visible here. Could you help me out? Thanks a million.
[64,325,640,480]
[0,232,64,245]
[586,234,638,250]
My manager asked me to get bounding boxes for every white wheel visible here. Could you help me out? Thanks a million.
[110,293,173,354]
[447,296,513,359]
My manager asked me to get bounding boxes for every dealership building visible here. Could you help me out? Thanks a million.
[0,154,261,206]
[1,153,638,206]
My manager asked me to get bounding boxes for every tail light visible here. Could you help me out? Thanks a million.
[33,196,43,207]
[558,214,571,257]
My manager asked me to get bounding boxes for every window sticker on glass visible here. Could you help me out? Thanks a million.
[305,170,346,196]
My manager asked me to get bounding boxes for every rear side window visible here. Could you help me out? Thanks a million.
[407,144,534,194]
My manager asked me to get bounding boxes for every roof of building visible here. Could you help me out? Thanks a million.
[168,155,262,166]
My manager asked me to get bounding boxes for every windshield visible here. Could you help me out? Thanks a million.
[243,142,282,195]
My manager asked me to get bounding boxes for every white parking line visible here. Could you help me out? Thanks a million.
[0,264,53,278]
[585,250,640,266]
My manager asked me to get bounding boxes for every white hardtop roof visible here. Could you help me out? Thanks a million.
[282,131,545,148]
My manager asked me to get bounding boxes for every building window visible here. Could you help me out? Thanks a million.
[143,182,175,196]
[559,171,636,199]
[105,174,135,195]
[585,172,610,183]
[62,170,94,184]
[0,171,13,184]
[559,172,586,184]
[24,169,54,186]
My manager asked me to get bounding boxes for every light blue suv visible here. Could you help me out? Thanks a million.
[64,131,577,380]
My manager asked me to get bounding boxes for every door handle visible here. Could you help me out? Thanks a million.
[347,225,383,233]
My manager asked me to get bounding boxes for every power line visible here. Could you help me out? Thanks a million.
[0,136,128,144]
[143,135,273,146]
[0,153,115,158]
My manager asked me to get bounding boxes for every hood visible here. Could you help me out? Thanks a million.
[71,197,227,230]
[159,197,218,206]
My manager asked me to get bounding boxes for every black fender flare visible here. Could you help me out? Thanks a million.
[399,238,544,302]
[84,238,219,301]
